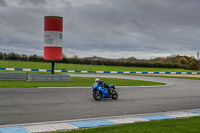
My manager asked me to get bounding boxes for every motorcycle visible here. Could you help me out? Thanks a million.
[92,83,118,101]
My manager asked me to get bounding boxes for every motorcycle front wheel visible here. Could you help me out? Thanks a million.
[111,90,118,100]
[93,91,102,101]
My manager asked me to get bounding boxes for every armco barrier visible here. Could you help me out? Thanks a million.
[0,71,70,82]
[27,73,70,82]
[0,72,26,80]
[0,67,200,74]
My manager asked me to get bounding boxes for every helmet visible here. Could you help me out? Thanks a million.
[95,78,100,82]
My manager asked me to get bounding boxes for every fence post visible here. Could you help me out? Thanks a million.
[52,61,55,74]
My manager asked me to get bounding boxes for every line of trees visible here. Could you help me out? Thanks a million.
[0,52,199,70]
[0,52,44,62]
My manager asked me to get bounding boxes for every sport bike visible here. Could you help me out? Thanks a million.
[92,83,118,101]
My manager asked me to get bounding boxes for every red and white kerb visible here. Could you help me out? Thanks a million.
[44,16,63,61]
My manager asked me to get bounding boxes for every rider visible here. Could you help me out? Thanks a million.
[94,78,110,93]
[94,78,100,85]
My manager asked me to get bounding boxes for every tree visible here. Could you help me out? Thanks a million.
[8,52,20,60]
[29,54,39,61]
[21,54,28,61]
[0,52,3,59]
[127,57,137,62]
[187,61,199,70]
[174,57,188,65]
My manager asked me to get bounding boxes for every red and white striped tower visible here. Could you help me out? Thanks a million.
[44,16,63,74]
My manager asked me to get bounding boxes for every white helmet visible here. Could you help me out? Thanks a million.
[95,78,100,82]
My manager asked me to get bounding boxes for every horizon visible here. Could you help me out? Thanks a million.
[0,51,198,60]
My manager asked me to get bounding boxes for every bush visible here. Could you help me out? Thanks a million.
[187,61,199,70]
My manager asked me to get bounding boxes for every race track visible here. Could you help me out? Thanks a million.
[0,74,200,125]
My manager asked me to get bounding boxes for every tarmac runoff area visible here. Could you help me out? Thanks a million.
[0,74,200,133]
[145,74,200,78]
[0,109,200,133]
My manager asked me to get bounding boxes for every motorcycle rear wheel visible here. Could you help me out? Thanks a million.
[111,90,118,100]
[93,91,102,101]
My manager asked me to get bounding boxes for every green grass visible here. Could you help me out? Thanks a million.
[0,60,199,72]
[0,60,92,71]
[58,117,200,133]
[92,65,198,72]
[0,77,164,88]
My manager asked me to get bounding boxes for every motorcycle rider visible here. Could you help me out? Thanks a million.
[94,78,110,93]
[94,78,100,85]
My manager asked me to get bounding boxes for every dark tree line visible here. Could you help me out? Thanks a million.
[0,52,199,70]
[0,52,44,61]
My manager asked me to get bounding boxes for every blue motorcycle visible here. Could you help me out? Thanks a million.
[92,83,118,101]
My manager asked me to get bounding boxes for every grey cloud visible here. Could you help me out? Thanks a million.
[20,0,47,6]
[0,0,7,7]
[0,0,200,58]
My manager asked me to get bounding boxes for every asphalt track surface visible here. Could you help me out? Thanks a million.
[0,74,200,126]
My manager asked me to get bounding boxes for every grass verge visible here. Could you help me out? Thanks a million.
[58,116,200,133]
[0,77,164,88]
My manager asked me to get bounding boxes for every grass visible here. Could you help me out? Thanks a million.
[0,60,92,71]
[92,65,198,72]
[0,60,199,72]
[0,77,164,88]
[58,117,200,133]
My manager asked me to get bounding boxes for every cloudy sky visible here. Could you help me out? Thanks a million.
[0,0,200,59]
